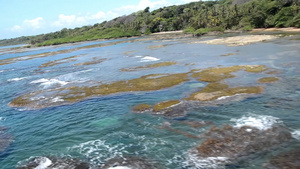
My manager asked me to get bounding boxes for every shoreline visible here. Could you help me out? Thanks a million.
[2,27,300,49]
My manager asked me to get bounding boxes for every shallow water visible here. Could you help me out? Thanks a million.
[0,33,300,169]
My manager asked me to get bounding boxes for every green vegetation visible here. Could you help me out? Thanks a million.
[1,0,299,46]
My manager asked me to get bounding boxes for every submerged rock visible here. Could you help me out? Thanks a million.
[193,124,292,167]
[258,77,279,83]
[17,156,91,169]
[74,57,107,66]
[101,156,160,169]
[191,65,268,82]
[133,100,187,117]
[0,127,13,153]
[181,121,213,128]
[147,44,171,50]
[120,61,176,72]
[187,83,264,101]
[264,149,300,169]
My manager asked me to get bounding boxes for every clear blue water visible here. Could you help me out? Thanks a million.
[0,34,300,168]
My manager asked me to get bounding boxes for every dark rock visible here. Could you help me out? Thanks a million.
[196,125,292,161]
[264,149,300,169]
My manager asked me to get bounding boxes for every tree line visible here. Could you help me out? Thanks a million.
[1,0,299,46]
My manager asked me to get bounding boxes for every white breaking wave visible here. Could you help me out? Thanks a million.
[184,150,228,169]
[51,97,64,103]
[140,56,160,62]
[230,114,281,131]
[8,77,27,82]
[0,117,4,121]
[217,95,233,100]
[34,157,52,169]
[108,167,132,169]
[134,56,143,58]
[292,130,300,140]
[30,78,68,88]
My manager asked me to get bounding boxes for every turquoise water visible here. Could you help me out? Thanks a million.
[0,34,300,168]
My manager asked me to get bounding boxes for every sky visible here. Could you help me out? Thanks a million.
[0,0,201,40]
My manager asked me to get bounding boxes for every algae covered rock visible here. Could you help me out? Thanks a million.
[153,100,180,112]
[9,73,189,109]
[258,77,279,83]
[187,83,264,101]
[121,61,176,72]
[191,65,268,82]
[132,104,152,112]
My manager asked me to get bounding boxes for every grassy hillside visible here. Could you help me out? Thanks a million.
[1,0,299,47]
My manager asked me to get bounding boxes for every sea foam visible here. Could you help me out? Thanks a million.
[34,157,52,169]
[108,167,132,169]
[292,130,300,140]
[8,77,27,82]
[140,56,160,62]
[230,114,281,130]
[30,78,68,88]
[184,150,228,169]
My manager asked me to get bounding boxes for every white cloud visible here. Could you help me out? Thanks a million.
[23,17,44,29]
[90,11,106,20]
[53,14,76,27]
[51,11,119,28]
[6,0,197,38]
[11,17,44,32]
[11,25,22,32]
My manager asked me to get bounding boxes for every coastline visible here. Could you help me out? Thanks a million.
[3,27,300,49]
